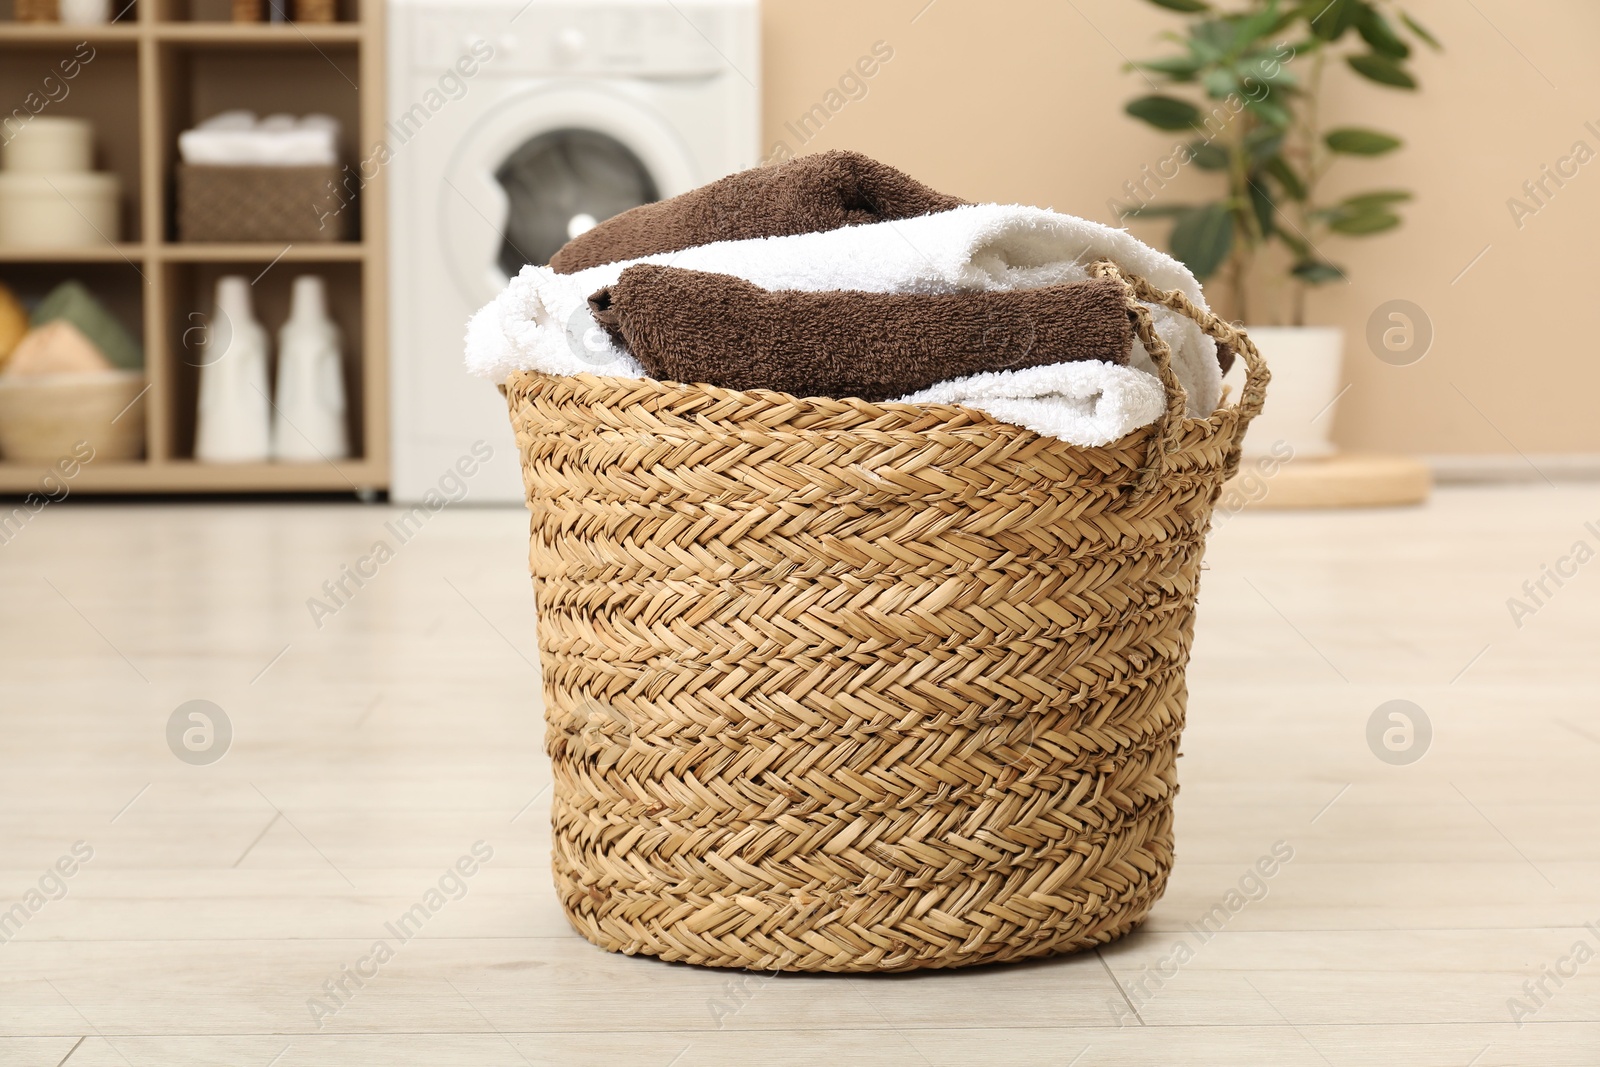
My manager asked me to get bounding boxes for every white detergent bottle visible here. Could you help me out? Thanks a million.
[272,275,348,462]
[195,275,271,463]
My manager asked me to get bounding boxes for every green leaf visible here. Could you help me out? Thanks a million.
[1245,93,1292,128]
[1292,259,1347,284]
[1237,51,1299,89]
[1264,156,1307,200]
[1169,204,1235,278]
[1328,208,1401,234]
[1120,203,1198,219]
[1191,19,1239,56]
[1313,192,1409,236]
[1347,52,1418,88]
[1144,0,1210,11]
[1276,228,1311,257]
[1203,68,1238,98]
[1325,126,1403,154]
[1340,189,1412,210]
[1357,5,1410,58]
[1244,125,1285,162]
[1265,3,1305,33]
[1400,9,1441,50]
[1126,94,1203,131]
[1134,55,1206,80]
[1230,2,1283,48]
[1184,32,1225,64]
[1309,0,1356,41]
[1187,140,1231,170]
[1248,179,1276,237]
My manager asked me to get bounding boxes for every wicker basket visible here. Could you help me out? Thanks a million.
[176,164,350,243]
[0,371,146,463]
[504,262,1267,973]
[15,0,59,21]
[295,0,337,21]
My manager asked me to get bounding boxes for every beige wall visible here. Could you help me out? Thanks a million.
[761,0,1600,456]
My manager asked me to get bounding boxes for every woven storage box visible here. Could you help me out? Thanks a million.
[176,164,350,243]
[505,263,1267,973]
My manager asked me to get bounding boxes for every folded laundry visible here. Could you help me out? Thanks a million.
[588,267,1133,403]
[177,111,340,167]
[898,358,1167,448]
[547,149,966,274]
[466,202,1222,421]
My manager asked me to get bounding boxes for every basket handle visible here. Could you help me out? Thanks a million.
[1088,260,1270,496]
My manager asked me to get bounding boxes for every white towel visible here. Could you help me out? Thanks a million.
[179,112,341,167]
[899,362,1167,447]
[196,109,256,132]
[466,204,1217,445]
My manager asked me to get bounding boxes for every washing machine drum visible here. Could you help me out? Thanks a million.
[494,129,659,276]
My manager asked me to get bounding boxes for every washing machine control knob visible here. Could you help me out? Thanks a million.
[553,26,587,64]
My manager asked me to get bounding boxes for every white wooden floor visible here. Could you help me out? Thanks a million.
[2,485,1598,1066]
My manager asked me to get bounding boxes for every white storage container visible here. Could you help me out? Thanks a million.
[0,117,95,174]
[60,0,113,23]
[0,172,121,248]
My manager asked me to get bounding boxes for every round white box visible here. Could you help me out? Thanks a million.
[0,172,121,248]
[1,117,95,174]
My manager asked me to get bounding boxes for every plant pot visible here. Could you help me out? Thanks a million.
[1227,325,1343,460]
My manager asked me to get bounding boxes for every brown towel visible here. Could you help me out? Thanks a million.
[588,266,1135,403]
[548,150,967,275]
[1216,340,1236,375]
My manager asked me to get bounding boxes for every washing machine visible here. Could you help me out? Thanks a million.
[387,0,760,502]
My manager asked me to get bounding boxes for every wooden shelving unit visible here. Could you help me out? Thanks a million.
[0,0,387,495]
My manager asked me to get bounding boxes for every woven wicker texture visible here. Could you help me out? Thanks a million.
[15,0,58,20]
[506,263,1267,972]
[176,164,350,243]
[294,0,337,22]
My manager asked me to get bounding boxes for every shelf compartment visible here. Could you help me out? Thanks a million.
[0,260,148,356]
[0,260,152,468]
[157,40,361,243]
[0,38,144,242]
[162,257,365,463]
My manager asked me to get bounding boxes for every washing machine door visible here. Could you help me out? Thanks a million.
[441,83,699,305]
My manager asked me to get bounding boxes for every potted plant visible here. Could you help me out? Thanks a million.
[1119,0,1438,459]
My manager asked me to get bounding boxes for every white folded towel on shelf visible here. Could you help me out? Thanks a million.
[465,203,1219,446]
[178,111,341,167]
[196,109,256,131]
